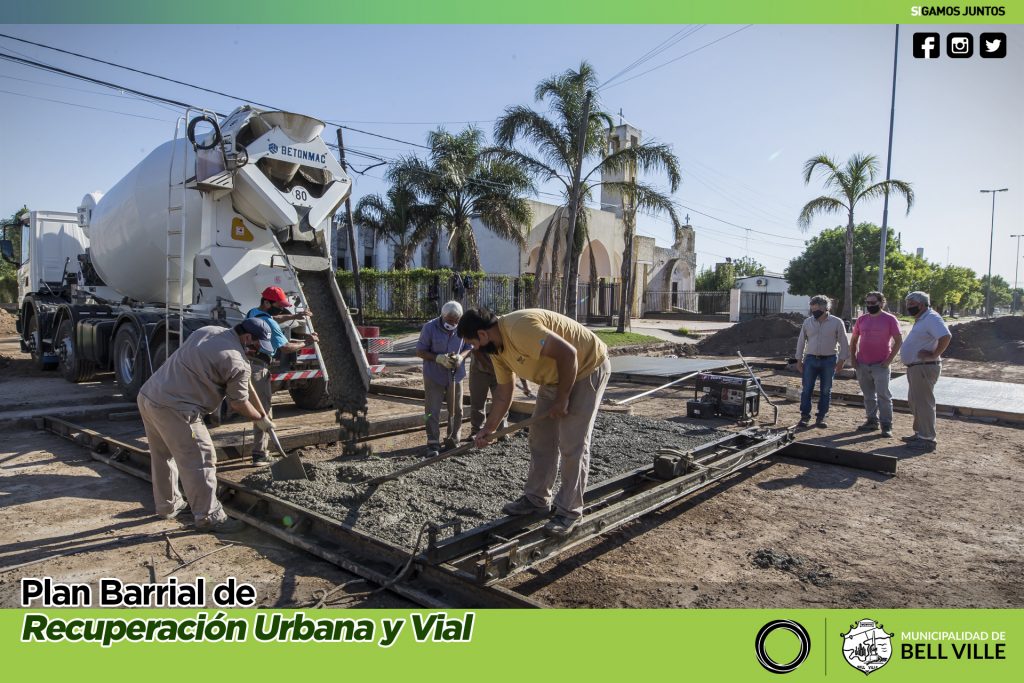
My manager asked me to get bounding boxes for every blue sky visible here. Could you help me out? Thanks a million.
[1,24,1021,283]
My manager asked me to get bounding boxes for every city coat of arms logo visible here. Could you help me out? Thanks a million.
[841,619,893,674]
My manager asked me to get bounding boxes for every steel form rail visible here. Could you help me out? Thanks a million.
[38,415,542,609]
[429,428,796,584]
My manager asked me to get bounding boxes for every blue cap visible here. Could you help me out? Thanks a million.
[239,317,274,355]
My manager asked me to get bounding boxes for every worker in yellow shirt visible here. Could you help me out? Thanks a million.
[457,308,610,538]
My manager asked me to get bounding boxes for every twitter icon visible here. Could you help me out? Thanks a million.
[980,32,1007,58]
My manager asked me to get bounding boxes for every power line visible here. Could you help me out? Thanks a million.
[599,25,755,91]
[600,26,706,89]
[0,87,175,122]
[0,33,432,149]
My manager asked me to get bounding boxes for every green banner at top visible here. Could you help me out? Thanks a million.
[2,0,1021,24]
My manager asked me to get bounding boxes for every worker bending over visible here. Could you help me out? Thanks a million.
[457,307,610,538]
[137,319,275,534]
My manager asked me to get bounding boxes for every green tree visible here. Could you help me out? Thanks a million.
[492,62,683,317]
[352,185,437,271]
[923,264,978,314]
[979,274,1012,314]
[1,206,28,303]
[798,153,914,320]
[732,256,765,278]
[391,127,533,272]
[785,223,931,311]
[695,262,735,292]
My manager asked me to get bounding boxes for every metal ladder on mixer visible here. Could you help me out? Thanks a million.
[164,112,191,357]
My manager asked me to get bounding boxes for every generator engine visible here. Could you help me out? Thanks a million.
[686,373,760,420]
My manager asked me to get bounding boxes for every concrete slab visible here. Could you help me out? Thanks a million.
[888,375,1024,415]
[610,355,739,379]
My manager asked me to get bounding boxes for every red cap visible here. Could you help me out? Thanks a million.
[261,286,290,306]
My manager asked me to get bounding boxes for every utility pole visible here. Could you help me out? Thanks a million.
[562,89,593,316]
[877,24,900,293]
[1012,233,1023,314]
[980,188,1008,317]
[336,128,364,326]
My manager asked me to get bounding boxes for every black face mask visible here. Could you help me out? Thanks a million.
[479,342,498,355]
[268,306,287,316]
[907,305,921,316]
[811,310,825,319]
[866,304,881,314]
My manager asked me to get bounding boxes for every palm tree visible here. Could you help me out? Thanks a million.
[492,62,683,318]
[353,185,436,270]
[390,127,533,272]
[798,153,913,319]
[600,143,682,331]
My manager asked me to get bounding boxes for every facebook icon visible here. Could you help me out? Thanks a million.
[913,32,941,58]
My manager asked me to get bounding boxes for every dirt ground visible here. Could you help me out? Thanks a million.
[2,332,1022,609]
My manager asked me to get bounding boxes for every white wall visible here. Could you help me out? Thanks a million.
[735,275,809,313]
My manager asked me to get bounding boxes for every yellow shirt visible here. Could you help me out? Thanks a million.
[492,309,608,386]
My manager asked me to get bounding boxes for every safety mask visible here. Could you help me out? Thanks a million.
[811,310,824,319]
[866,305,881,314]
[479,342,498,354]
[443,322,458,332]
[906,305,921,316]
[269,306,288,316]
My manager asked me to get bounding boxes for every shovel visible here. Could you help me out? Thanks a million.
[363,413,543,486]
[248,379,307,481]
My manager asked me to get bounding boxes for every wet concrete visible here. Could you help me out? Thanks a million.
[243,413,724,549]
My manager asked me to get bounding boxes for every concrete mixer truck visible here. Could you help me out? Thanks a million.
[3,106,373,416]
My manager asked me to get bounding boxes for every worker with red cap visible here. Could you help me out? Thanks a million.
[246,286,318,466]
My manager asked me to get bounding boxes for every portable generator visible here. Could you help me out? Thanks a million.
[686,373,760,420]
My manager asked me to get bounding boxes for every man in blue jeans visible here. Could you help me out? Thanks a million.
[795,295,850,429]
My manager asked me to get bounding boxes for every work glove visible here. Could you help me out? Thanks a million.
[254,414,275,432]
[436,354,457,370]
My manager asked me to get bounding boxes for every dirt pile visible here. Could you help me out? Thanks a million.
[244,413,724,549]
[945,316,1024,364]
[749,547,834,587]
[697,314,804,357]
[0,309,17,336]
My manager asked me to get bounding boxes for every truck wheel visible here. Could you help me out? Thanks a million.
[151,335,179,372]
[56,319,96,383]
[113,324,147,400]
[289,378,332,410]
[26,315,58,371]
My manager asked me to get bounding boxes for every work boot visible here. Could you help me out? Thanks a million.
[815,417,829,429]
[544,514,581,538]
[424,447,440,459]
[856,419,879,432]
[160,501,190,520]
[196,516,247,535]
[251,452,272,467]
[443,437,459,450]
[880,424,893,438]
[501,496,550,516]
[797,416,811,429]
[906,439,936,452]
[901,434,923,443]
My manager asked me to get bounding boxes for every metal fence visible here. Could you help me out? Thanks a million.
[341,274,530,322]
[739,291,784,321]
[642,290,729,316]
[577,280,621,325]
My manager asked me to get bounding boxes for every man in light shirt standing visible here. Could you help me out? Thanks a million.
[849,291,903,438]
[795,295,850,429]
[899,291,951,451]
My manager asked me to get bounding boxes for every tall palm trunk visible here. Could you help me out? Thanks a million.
[565,229,581,319]
[617,214,635,333]
[843,211,855,320]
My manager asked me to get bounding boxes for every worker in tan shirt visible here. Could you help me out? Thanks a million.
[457,307,610,538]
[137,319,275,534]
[795,294,850,428]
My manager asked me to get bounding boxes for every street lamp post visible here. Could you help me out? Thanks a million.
[980,188,1008,317]
[1012,233,1023,314]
